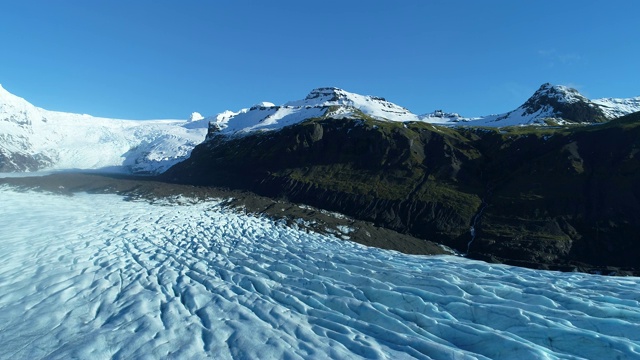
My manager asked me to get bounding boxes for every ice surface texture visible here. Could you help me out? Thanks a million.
[0,188,638,359]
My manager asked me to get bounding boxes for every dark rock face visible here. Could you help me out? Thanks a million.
[166,119,483,245]
[455,115,640,274]
[164,113,640,275]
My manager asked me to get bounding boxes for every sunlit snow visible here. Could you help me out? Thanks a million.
[0,84,208,174]
[0,188,638,359]
[593,96,640,119]
[204,85,640,138]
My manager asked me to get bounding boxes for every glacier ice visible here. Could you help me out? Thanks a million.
[0,187,638,359]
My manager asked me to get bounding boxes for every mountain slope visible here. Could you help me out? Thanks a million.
[165,110,640,274]
[0,84,208,173]
[471,83,610,126]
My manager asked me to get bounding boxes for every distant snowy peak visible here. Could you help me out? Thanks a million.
[510,83,640,123]
[251,101,276,109]
[422,84,638,126]
[288,87,402,109]
[206,83,640,138]
[288,87,418,121]
[519,83,593,116]
[418,109,467,123]
[592,96,640,119]
[529,83,589,105]
[286,87,382,107]
[208,87,424,137]
[5,82,639,172]
[478,83,612,126]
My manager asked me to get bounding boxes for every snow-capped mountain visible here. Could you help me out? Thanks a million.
[0,84,208,173]
[2,83,639,173]
[205,84,640,138]
[470,83,609,126]
[430,84,640,126]
[593,96,640,119]
[206,87,424,137]
[205,87,477,137]
[286,87,421,121]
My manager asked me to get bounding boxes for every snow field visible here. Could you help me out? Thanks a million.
[0,188,639,359]
[0,84,208,174]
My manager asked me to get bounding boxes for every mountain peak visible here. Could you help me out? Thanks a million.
[209,87,421,136]
[529,83,588,104]
[0,84,45,127]
[305,87,345,101]
[0,83,9,95]
[286,87,381,108]
[509,83,606,123]
[0,84,30,106]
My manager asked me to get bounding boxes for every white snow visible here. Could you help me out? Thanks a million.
[208,87,427,137]
[211,105,326,135]
[189,112,204,121]
[285,87,420,122]
[534,84,588,104]
[448,85,639,127]
[449,84,595,127]
[0,187,638,359]
[0,84,208,174]
[462,108,562,127]
[593,96,640,119]
[252,101,276,108]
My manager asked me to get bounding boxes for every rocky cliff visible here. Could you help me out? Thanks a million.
[165,112,640,275]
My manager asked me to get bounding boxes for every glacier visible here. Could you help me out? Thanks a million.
[0,84,208,174]
[0,187,638,359]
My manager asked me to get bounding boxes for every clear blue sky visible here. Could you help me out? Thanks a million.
[1,1,638,120]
